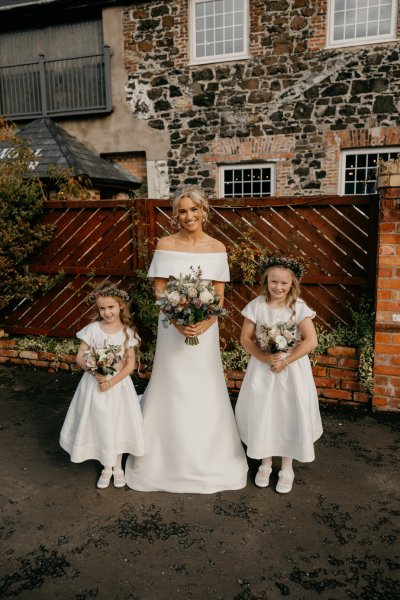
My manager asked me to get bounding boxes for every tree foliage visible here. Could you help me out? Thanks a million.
[0,118,58,311]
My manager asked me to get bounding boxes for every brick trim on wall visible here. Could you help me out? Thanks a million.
[0,337,370,409]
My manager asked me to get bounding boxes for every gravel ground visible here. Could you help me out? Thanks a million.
[0,364,399,600]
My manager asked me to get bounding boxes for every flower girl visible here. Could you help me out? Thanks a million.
[60,283,144,489]
[235,256,323,494]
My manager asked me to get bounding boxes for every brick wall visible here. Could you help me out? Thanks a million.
[0,336,369,409]
[373,169,400,410]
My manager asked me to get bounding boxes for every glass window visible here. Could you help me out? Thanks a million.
[341,148,400,194]
[220,164,275,198]
[191,0,248,64]
[329,0,396,47]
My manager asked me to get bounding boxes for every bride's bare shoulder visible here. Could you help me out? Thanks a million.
[208,237,226,253]
[156,235,177,250]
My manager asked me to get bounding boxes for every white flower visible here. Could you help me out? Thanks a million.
[269,327,279,337]
[199,289,214,304]
[283,329,294,340]
[275,335,288,350]
[167,291,181,305]
[187,286,197,298]
[85,356,96,369]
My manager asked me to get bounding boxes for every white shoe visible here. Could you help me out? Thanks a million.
[112,468,126,488]
[276,470,294,494]
[97,469,112,489]
[255,466,272,488]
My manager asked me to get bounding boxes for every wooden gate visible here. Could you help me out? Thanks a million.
[1,195,378,339]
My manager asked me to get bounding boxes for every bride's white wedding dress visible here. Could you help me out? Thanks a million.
[125,250,248,493]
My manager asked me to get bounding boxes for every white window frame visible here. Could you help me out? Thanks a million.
[219,163,276,198]
[339,147,400,195]
[327,0,398,48]
[190,0,250,66]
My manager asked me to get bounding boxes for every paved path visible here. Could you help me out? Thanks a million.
[0,365,399,599]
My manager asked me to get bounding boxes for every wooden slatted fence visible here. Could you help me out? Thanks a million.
[0,195,378,340]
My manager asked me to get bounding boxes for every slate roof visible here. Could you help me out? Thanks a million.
[0,118,140,188]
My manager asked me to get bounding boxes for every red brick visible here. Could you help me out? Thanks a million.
[312,355,338,366]
[353,392,370,403]
[375,365,400,376]
[0,339,17,348]
[329,368,358,380]
[314,376,337,387]
[327,346,356,356]
[377,289,393,300]
[380,233,400,244]
[375,343,400,355]
[0,349,19,358]
[0,356,10,363]
[19,350,38,360]
[372,396,390,408]
[375,332,391,343]
[322,388,353,400]
[30,360,52,368]
[388,398,400,410]
[338,357,359,368]
[311,365,327,377]
[341,380,360,391]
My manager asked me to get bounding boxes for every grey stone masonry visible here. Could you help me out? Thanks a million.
[124,0,400,196]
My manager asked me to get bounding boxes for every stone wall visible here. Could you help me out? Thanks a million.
[123,0,400,196]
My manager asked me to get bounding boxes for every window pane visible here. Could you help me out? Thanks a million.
[221,164,273,198]
[234,38,243,52]
[215,41,224,54]
[334,25,345,40]
[332,0,394,43]
[379,19,391,34]
[225,40,233,53]
[345,24,356,38]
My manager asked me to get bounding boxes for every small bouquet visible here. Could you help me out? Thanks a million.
[156,266,227,345]
[83,343,123,375]
[256,320,298,354]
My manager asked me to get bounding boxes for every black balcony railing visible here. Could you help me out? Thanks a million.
[0,46,112,120]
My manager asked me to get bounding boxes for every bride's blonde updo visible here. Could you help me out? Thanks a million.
[171,185,210,227]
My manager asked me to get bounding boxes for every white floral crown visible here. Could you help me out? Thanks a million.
[259,255,308,280]
[88,287,129,302]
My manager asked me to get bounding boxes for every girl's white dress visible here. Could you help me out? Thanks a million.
[59,322,144,466]
[125,250,248,493]
[235,296,323,462]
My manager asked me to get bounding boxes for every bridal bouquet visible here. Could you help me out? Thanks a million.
[83,344,123,375]
[256,320,298,354]
[156,266,227,345]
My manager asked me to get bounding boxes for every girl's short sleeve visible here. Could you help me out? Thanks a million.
[76,323,94,345]
[241,297,262,324]
[127,328,140,348]
[296,300,316,323]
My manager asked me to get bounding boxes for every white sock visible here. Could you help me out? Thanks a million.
[281,457,293,473]
[113,454,122,471]
[261,457,272,470]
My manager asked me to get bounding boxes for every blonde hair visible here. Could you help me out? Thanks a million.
[171,185,210,228]
[260,266,301,319]
[91,282,140,357]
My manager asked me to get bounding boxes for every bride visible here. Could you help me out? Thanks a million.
[125,185,248,493]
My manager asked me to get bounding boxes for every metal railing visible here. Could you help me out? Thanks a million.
[0,46,112,120]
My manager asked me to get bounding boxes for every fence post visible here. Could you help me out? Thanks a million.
[374,158,400,410]
[38,54,48,116]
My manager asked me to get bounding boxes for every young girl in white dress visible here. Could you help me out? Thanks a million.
[125,185,248,493]
[235,256,323,494]
[60,283,144,489]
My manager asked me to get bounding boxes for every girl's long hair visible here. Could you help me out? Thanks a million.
[260,266,300,319]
